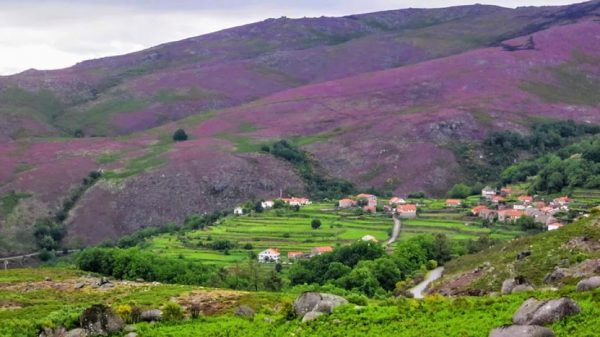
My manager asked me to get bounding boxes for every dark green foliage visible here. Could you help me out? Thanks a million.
[407,191,426,199]
[268,140,355,200]
[172,128,188,142]
[210,240,234,251]
[33,218,66,250]
[516,216,544,232]
[311,219,322,230]
[446,183,472,198]
[76,247,215,285]
[459,120,600,183]
[500,135,600,193]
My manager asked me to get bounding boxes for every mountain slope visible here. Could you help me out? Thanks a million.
[1,2,600,254]
[1,1,599,138]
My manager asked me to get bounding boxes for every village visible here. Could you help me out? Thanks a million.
[232,185,578,264]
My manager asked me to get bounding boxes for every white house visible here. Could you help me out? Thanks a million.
[389,197,406,205]
[481,186,496,199]
[234,207,244,215]
[396,204,417,219]
[361,235,378,242]
[258,248,280,263]
[261,200,274,209]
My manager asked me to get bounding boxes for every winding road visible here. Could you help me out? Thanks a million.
[409,267,444,299]
[386,215,402,245]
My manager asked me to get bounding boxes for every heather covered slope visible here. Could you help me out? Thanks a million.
[2,1,600,138]
[2,3,600,253]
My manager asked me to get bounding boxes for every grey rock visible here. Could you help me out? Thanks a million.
[124,333,137,337]
[264,317,274,324]
[79,304,124,336]
[517,251,532,260]
[293,292,348,316]
[141,309,162,322]
[512,284,535,294]
[302,311,324,323]
[501,277,533,295]
[490,325,555,337]
[74,283,86,289]
[100,282,114,289]
[65,329,88,337]
[234,305,255,318]
[123,325,137,332]
[513,298,581,326]
[543,268,567,284]
[576,276,600,292]
[39,327,66,337]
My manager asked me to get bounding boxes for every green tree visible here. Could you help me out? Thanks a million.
[172,128,188,142]
[311,219,322,230]
[447,183,471,198]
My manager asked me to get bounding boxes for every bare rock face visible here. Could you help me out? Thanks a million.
[489,325,555,337]
[80,304,124,336]
[293,292,348,316]
[512,298,581,326]
[576,276,600,292]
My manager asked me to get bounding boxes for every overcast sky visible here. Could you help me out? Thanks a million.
[0,0,580,75]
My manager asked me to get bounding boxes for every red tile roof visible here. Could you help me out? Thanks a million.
[397,204,417,212]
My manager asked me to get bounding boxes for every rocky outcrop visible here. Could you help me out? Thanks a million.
[80,304,124,336]
[576,276,600,292]
[140,309,162,322]
[490,325,554,337]
[512,298,581,326]
[293,292,348,322]
[234,305,255,318]
[544,259,600,284]
[501,277,534,294]
[489,297,581,337]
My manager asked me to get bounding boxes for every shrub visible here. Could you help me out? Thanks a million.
[172,128,188,142]
[162,302,185,321]
[311,219,322,230]
[346,293,368,306]
[189,303,201,319]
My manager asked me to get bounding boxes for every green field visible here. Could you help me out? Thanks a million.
[145,201,524,266]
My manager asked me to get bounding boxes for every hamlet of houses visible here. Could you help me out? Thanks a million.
[234,196,312,215]
[473,185,570,231]
[258,245,335,263]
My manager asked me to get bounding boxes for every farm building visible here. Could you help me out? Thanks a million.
[363,205,376,213]
[261,200,274,209]
[233,207,244,215]
[282,197,311,206]
[481,186,496,199]
[338,198,356,208]
[287,251,305,260]
[498,209,524,222]
[471,205,488,216]
[518,195,534,204]
[446,199,461,207]
[396,204,417,219]
[311,246,333,257]
[356,193,378,207]
[258,248,280,263]
[389,197,406,205]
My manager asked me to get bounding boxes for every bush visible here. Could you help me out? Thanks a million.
[346,293,368,306]
[172,128,188,142]
[189,303,201,319]
[162,302,185,321]
[311,219,322,230]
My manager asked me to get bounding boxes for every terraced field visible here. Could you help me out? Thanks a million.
[145,201,525,266]
[571,189,600,209]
